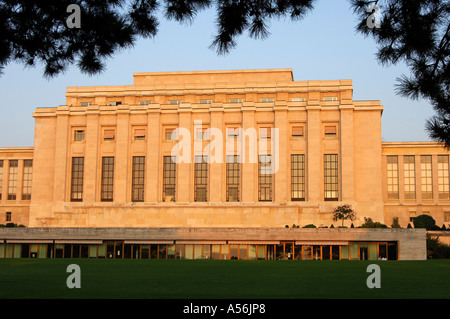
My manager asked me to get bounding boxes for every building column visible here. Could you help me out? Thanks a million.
[241,105,256,203]
[274,105,288,202]
[53,113,69,202]
[114,110,130,202]
[306,105,321,202]
[177,105,192,203]
[209,106,224,203]
[339,105,354,201]
[146,109,161,202]
[84,113,99,202]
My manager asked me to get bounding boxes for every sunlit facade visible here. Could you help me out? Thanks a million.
[0,68,448,260]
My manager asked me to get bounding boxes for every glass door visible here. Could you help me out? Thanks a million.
[114,242,123,259]
[284,242,294,260]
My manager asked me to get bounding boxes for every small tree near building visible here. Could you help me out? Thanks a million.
[332,205,356,227]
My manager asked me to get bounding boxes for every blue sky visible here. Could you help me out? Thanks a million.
[0,0,435,147]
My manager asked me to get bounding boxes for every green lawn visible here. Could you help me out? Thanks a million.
[0,259,449,299]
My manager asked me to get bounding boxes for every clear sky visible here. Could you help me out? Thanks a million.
[0,0,435,147]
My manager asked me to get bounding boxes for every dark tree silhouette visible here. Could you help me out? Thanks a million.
[351,0,450,147]
[0,0,315,77]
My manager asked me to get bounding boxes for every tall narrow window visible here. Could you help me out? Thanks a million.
[420,155,433,199]
[163,156,176,202]
[438,155,450,199]
[71,157,84,202]
[324,154,338,201]
[132,156,145,202]
[101,157,114,202]
[8,160,18,200]
[22,160,32,200]
[0,160,3,200]
[258,155,272,201]
[226,155,240,202]
[387,155,399,199]
[404,155,416,199]
[194,156,208,202]
[291,154,305,201]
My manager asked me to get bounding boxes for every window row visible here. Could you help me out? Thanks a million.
[70,154,340,202]
[77,96,340,107]
[387,155,450,200]
[0,159,33,201]
[0,241,397,260]
[72,124,338,143]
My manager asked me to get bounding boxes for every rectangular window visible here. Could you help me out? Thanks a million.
[438,155,450,199]
[194,156,208,202]
[323,96,338,101]
[0,160,3,200]
[163,156,176,202]
[291,97,306,102]
[227,127,240,139]
[259,127,271,139]
[404,155,416,199]
[291,154,305,201]
[74,130,85,142]
[131,156,145,202]
[324,154,339,201]
[6,212,11,222]
[165,128,176,140]
[80,102,92,107]
[226,155,240,202]
[168,100,181,105]
[258,155,273,201]
[8,160,18,200]
[324,126,337,138]
[139,100,152,105]
[260,98,274,103]
[195,128,209,140]
[101,157,114,202]
[199,99,212,104]
[292,126,304,138]
[71,157,84,202]
[387,155,399,199]
[445,212,450,222]
[22,160,32,200]
[103,129,115,141]
[109,101,122,106]
[134,129,146,141]
[420,155,433,199]
[229,99,243,103]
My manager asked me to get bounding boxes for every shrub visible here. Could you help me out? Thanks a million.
[427,236,450,259]
[414,215,440,230]
[303,224,316,228]
[360,217,388,228]
[391,217,401,228]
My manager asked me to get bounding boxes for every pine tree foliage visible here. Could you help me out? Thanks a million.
[351,0,450,147]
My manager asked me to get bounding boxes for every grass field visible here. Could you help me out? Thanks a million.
[0,259,449,299]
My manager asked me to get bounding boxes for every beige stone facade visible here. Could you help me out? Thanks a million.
[0,68,449,229]
[0,68,448,260]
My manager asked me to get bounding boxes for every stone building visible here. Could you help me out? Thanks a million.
[1,68,447,260]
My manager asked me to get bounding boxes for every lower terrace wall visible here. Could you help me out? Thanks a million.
[0,227,427,260]
[28,201,384,228]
